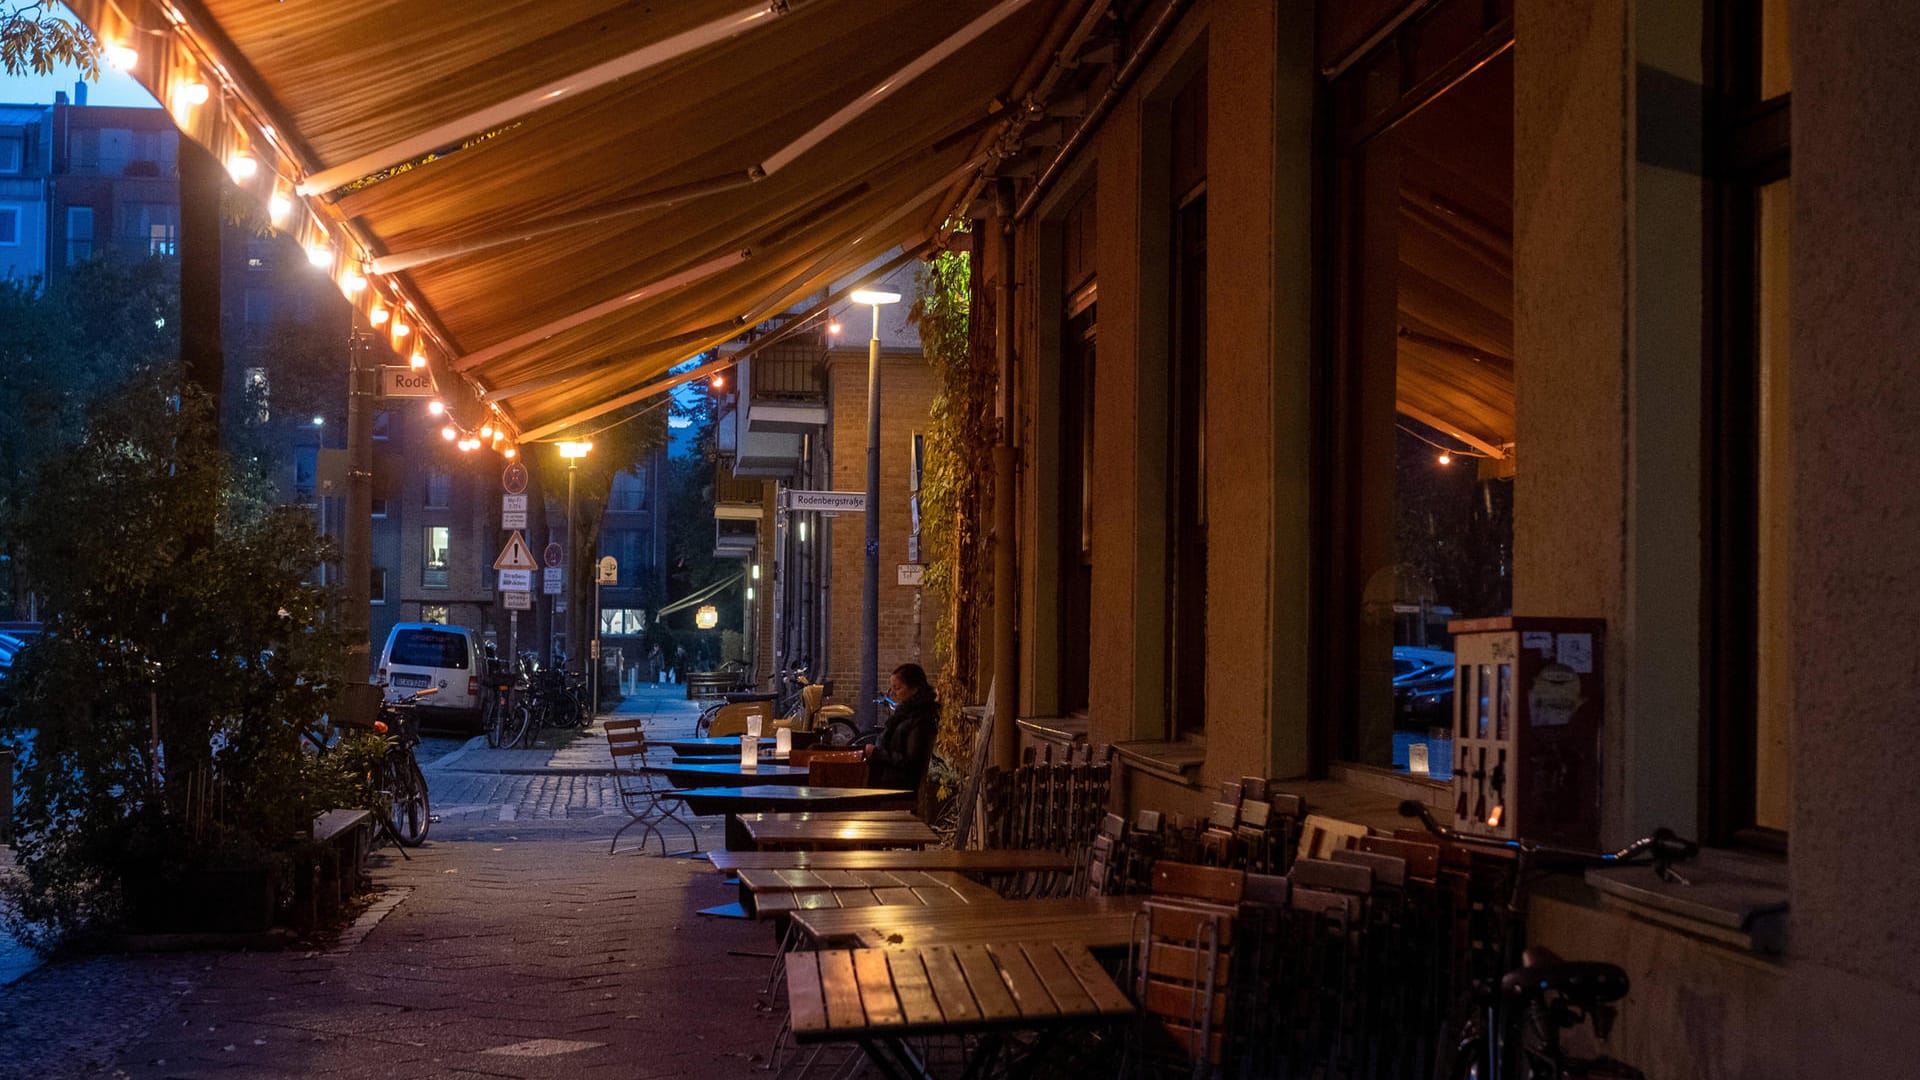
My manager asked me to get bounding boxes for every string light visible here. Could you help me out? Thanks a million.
[503,446,518,460]
[305,242,331,268]
[106,43,138,71]
[178,81,210,106]
[267,194,292,224]
[368,306,390,326]
[441,426,457,441]
[409,351,428,370]
[1437,453,1452,466]
[392,322,411,338]
[341,271,367,294]
[479,425,495,440]
[712,373,726,389]
[427,400,445,415]
[826,321,843,335]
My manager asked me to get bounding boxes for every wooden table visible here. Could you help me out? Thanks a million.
[790,894,1145,951]
[707,847,1075,876]
[647,761,811,787]
[668,786,917,853]
[657,735,779,755]
[786,942,1133,1079]
[739,814,938,852]
[739,868,1002,918]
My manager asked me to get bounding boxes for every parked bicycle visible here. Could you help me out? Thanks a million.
[1397,800,1695,1080]
[496,654,588,749]
[480,647,517,749]
[371,689,433,847]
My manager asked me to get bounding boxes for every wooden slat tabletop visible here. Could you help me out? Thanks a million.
[650,762,811,787]
[791,895,1145,949]
[670,786,916,816]
[740,815,939,851]
[706,848,1075,875]
[787,943,1133,1042]
[746,870,1002,919]
[657,736,776,754]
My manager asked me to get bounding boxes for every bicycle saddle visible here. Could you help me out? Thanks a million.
[1501,946,1629,1008]
[723,691,778,704]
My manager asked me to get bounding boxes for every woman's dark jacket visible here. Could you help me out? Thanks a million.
[868,690,939,792]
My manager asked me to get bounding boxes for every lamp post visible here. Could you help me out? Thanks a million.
[850,287,901,733]
[558,441,592,666]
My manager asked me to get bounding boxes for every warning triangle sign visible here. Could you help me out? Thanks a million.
[493,530,539,571]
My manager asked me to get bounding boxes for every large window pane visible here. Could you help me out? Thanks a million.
[423,526,451,588]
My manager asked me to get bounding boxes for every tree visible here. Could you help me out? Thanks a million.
[0,1,97,78]
[659,385,740,669]
[1,372,351,945]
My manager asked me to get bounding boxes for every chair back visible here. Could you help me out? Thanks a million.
[790,748,862,768]
[1134,859,1246,1070]
[808,758,870,788]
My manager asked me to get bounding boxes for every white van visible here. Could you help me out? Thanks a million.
[378,622,485,729]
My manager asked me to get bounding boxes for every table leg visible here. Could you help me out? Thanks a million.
[726,812,751,851]
[859,1037,932,1080]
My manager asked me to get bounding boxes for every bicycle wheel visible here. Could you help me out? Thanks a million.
[484,691,506,748]
[376,753,431,847]
[821,718,861,748]
[507,700,535,749]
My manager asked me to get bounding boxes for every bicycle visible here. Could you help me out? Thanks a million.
[480,651,517,749]
[1397,800,1696,1080]
[370,690,433,847]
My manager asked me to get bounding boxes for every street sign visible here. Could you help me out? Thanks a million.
[543,566,563,594]
[498,569,533,591]
[493,530,538,571]
[543,542,563,568]
[786,489,869,513]
[897,563,925,587]
[598,556,618,584]
[503,590,532,611]
[501,461,528,495]
[503,494,527,513]
[502,510,527,530]
[555,598,568,614]
[380,366,435,398]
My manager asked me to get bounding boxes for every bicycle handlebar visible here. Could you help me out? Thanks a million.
[1397,799,1698,869]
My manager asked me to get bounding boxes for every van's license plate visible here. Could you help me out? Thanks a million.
[390,674,431,688]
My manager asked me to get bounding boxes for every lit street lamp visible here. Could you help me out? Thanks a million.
[850,287,901,733]
[557,441,592,665]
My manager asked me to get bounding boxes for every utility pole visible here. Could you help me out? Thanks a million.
[342,319,376,678]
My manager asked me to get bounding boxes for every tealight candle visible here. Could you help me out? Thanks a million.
[775,727,792,757]
[747,713,764,739]
[740,734,758,773]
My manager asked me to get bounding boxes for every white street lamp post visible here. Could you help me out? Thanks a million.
[850,288,900,734]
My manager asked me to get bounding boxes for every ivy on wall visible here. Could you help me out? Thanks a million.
[908,247,996,781]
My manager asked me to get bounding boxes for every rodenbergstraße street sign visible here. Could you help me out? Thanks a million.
[380,366,435,398]
[784,489,868,513]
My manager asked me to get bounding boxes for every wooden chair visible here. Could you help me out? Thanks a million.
[606,724,697,856]
[788,748,862,769]
[1132,861,1246,1075]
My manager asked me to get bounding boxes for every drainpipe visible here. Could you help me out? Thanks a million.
[990,179,1020,769]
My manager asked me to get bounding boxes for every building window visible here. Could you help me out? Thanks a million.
[423,526,451,588]
[420,604,449,625]
[149,222,177,256]
[244,367,269,424]
[125,202,178,257]
[65,207,93,264]
[372,410,391,440]
[424,468,451,509]
[0,131,23,173]
[1705,0,1792,845]
[1164,64,1208,740]
[371,498,388,518]
[1056,180,1097,717]
[0,206,18,246]
[609,469,646,512]
[601,609,647,635]
[1325,29,1514,775]
[370,567,387,604]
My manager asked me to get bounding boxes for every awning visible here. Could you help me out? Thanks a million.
[65,0,1068,445]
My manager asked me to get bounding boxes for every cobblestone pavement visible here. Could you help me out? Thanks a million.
[0,687,792,1079]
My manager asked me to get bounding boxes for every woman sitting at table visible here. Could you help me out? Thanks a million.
[865,663,939,792]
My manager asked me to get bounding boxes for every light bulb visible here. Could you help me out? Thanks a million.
[179,82,210,106]
[1437,453,1452,466]
[368,306,390,326]
[503,447,518,460]
[479,425,494,440]
[267,194,292,224]
[107,44,138,71]
[305,243,331,268]
[712,374,726,389]
[409,352,427,370]
[392,322,411,338]
[427,400,445,416]
[441,426,457,441]
[311,415,325,427]
[341,271,366,294]
[226,154,258,182]
[826,321,842,335]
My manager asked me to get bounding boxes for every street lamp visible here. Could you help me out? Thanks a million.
[557,441,592,666]
[850,287,901,733]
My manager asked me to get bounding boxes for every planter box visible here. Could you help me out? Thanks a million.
[125,863,278,935]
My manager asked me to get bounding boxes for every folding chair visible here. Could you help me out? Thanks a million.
[1130,861,1246,1078]
[807,756,870,788]
[606,723,698,855]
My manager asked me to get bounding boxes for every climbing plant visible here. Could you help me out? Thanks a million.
[909,246,996,782]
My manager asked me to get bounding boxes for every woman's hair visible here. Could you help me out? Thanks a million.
[892,662,931,694]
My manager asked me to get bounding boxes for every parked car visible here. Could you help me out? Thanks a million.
[377,622,485,730]
[1393,645,1455,727]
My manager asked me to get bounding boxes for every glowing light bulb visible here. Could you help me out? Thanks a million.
[409,352,427,370]
[712,374,726,389]
[479,425,494,440]
[503,447,518,460]
[106,44,138,71]
[226,153,258,182]
[368,306,390,326]
[1437,453,1452,466]
[427,400,445,416]
[268,194,292,224]
[178,81,210,106]
[392,322,411,338]
[341,272,366,294]
[441,426,457,441]
[826,321,842,335]
[305,243,331,268]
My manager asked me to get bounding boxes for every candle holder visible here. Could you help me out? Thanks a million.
[747,713,764,740]
[740,734,759,773]
[775,727,792,759]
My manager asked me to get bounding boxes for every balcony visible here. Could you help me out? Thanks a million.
[723,332,828,478]
[714,461,765,520]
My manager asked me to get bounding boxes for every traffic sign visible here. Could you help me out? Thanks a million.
[498,569,533,591]
[897,563,925,587]
[503,590,532,611]
[493,530,538,571]
[380,366,435,398]
[597,556,618,584]
[502,510,527,530]
[501,460,528,495]
[543,542,563,568]
[543,566,563,594]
